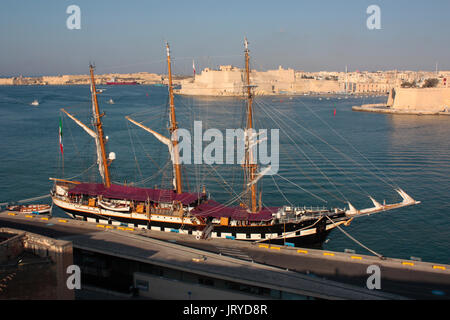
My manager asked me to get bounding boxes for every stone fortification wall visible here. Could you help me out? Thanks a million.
[0,78,14,85]
[179,65,243,96]
[293,79,341,93]
[0,228,74,299]
[353,87,450,115]
[392,88,450,113]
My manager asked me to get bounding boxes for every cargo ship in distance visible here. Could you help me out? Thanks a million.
[50,40,421,248]
[106,77,138,85]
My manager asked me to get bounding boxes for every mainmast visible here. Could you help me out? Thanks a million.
[243,38,258,213]
[166,42,183,194]
[89,64,111,188]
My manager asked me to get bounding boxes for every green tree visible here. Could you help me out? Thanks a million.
[401,80,417,88]
[422,78,439,88]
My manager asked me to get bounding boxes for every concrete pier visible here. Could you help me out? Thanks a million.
[0,227,73,299]
[1,210,449,299]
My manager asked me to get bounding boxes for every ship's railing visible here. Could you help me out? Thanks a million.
[273,205,342,223]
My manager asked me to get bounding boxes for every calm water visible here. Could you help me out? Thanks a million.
[0,85,449,264]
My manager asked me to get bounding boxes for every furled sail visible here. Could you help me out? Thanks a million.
[126,116,177,189]
[247,166,272,187]
[369,196,383,209]
[396,188,419,205]
[61,109,96,138]
[90,83,107,184]
[93,134,106,183]
[61,108,106,183]
[346,202,358,215]
[345,189,420,217]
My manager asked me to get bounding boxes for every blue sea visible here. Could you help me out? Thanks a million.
[0,85,449,264]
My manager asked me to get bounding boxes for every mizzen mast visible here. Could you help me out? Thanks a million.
[243,38,259,213]
[89,64,111,188]
[166,42,183,194]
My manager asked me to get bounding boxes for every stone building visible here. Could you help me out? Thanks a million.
[178,65,342,96]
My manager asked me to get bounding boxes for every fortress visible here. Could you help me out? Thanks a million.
[390,87,450,113]
[178,65,343,96]
[353,87,450,115]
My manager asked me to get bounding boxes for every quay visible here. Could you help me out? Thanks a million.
[352,103,450,116]
[1,210,449,300]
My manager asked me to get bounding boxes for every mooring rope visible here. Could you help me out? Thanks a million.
[325,215,384,259]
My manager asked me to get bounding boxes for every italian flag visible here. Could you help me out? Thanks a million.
[59,118,63,155]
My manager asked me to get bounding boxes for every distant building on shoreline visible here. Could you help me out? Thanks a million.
[177,65,343,96]
[177,65,450,96]
[1,68,449,99]
[353,82,450,115]
[0,72,164,86]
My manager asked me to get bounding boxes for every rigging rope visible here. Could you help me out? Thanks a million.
[127,120,145,182]
[258,98,372,198]
[270,175,293,207]
[62,162,97,181]
[252,215,325,244]
[255,100,350,203]
[298,99,399,189]
[325,215,384,259]
[275,174,328,203]
[256,99,348,202]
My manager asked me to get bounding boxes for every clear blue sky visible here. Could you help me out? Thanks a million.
[1,0,449,76]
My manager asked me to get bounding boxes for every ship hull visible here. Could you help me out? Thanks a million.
[53,197,347,248]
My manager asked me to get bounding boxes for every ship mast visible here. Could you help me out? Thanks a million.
[166,42,183,194]
[89,64,111,188]
[243,38,258,213]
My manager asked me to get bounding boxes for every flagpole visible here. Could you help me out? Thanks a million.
[62,119,64,178]
[59,117,64,178]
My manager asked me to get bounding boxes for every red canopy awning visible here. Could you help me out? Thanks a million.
[68,183,203,206]
[190,200,277,222]
[68,183,277,221]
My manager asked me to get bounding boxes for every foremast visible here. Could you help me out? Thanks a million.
[57,65,112,188]
[126,43,183,194]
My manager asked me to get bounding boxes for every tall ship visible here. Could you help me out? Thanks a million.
[50,40,421,247]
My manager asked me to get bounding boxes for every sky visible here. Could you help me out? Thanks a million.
[1,0,449,76]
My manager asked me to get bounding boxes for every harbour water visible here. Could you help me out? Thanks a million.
[0,85,449,264]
